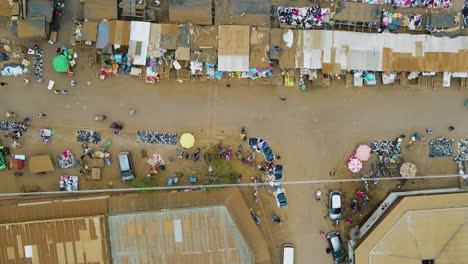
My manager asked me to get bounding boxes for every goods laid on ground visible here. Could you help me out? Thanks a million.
[429,137,453,158]
[370,140,402,154]
[136,131,177,145]
[0,121,28,133]
[59,175,78,191]
[388,0,451,9]
[1,63,24,76]
[457,139,468,161]
[40,129,54,143]
[57,150,76,169]
[277,6,330,28]
[76,130,101,144]
[463,0,468,26]
[33,47,44,82]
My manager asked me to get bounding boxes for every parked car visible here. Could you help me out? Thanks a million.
[262,143,275,162]
[326,231,346,263]
[328,190,342,221]
[281,243,295,264]
[275,189,288,208]
[118,152,134,182]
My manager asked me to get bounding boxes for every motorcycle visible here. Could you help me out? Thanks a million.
[315,190,322,202]
[110,122,123,130]
[240,127,247,141]
[93,115,107,121]
[237,145,243,160]
[250,210,260,225]
[193,147,201,161]
[361,177,369,192]
[176,149,184,159]
[271,214,283,225]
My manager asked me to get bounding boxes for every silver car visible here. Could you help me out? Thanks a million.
[118,152,135,182]
[328,190,342,221]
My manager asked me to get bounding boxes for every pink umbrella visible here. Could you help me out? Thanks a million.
[355,144,372,161]
[348,158,363,173]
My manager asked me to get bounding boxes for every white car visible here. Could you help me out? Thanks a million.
[328,190,342,221]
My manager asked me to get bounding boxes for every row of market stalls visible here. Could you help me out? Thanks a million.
[74,21,273,82]
[277,2,462,36]
[275,28,468,88]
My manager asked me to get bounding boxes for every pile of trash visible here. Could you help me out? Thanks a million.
[136,131,177,145]
[457,139,468,161]
[33,46,44,82]
[277,6,330,28]
[76,130,102,144]
[370,140,402,154]
[429,138,453,158]
[57,150,76,169]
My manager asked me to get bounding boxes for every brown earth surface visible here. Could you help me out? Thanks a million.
[0,0,466,263]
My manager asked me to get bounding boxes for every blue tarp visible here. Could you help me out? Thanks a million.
[96,21,110,50]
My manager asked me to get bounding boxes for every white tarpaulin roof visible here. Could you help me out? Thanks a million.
[283,30,468,72]
[218,25,250,72]
[129,21,150,66]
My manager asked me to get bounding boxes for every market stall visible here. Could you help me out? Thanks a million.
[59,175,78,191]
[29,155,54,173]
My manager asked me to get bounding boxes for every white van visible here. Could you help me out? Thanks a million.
[281,243,295,264]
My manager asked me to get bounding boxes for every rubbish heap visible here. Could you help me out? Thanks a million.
[429,137,453,158]
[57,150,77,169]
[76,130,102,144]
[277,6,331,28]
[370,140,402,154]
[136,131,177,145]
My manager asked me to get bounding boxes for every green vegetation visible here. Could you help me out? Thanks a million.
[131,178,157,193]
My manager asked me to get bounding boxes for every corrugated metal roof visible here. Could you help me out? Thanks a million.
[0,216,108,263]
[108,206,253,264]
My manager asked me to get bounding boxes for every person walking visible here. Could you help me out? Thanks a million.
[36,113,47,118]
[449,126,455,132]
[426,128,433,134]
[280,96,286,104]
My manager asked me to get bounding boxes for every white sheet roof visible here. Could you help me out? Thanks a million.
[283,30,468,72]
[129,21,150,66]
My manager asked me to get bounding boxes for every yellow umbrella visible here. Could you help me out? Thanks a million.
[180,133,195,149]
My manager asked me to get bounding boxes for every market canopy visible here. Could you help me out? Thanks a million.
[400,162,417,178]
[355,144,372,161]
[52,55,68,72]
[348,157,362,173]
[29,155,55,173]
[180,133,195,149]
